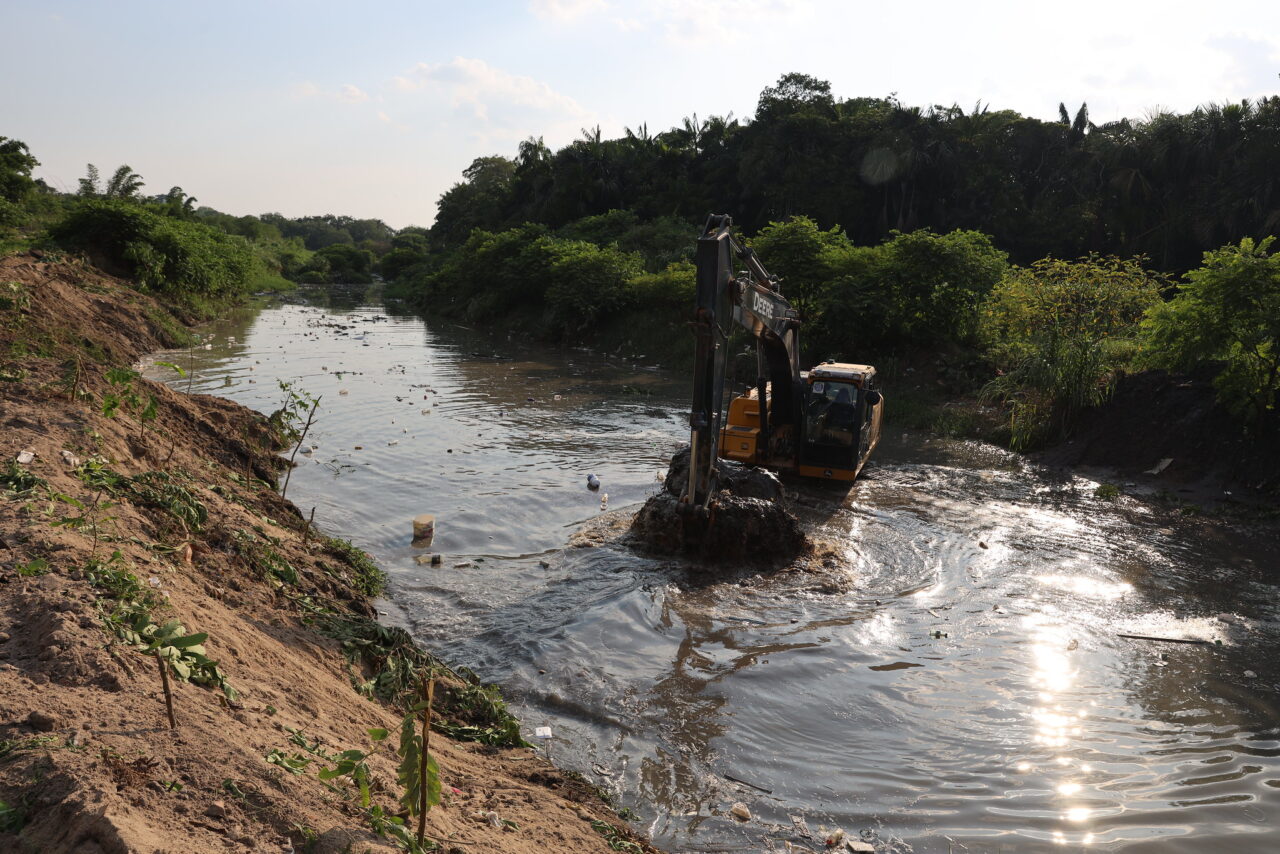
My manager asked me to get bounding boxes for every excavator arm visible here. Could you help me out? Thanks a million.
[684,214,801,508]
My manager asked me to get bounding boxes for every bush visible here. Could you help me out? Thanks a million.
[49,200,256,305]
[749,215,852,322]
[1140,236,1280,425]
[815,228,1008,356]
[529,237,641,335]
[625,260,695,310]
[981,254,1163,449]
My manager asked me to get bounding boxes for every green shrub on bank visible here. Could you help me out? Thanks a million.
[407,225,642,337]
[980,255,1164,449]
[48,199,257,306]
[530,237,641,334]
[1140,237,1280,426]
[749,218,1008,358]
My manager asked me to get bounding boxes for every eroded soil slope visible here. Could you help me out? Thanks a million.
[0,253,653,854]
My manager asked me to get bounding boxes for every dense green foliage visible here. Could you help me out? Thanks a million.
[0,137,39,205]
[1140,237,1280,425]
[426,75,1280,273]
[0,140,406,297]
[49,200,258,305]
[981,256,1164,448]
[402,224,646,338]
[7,69,1280,449]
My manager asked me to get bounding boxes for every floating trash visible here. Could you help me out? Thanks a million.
[587,474,600,490]
[412,514,435,546]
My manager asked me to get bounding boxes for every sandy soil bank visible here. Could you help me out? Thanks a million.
[0,253,657,854]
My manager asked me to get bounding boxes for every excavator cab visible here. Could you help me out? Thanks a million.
[796,363,882,480]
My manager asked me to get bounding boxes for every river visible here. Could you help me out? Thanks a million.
[145,285,1280,853]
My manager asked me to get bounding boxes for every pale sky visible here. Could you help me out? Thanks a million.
[3,0,1277,229]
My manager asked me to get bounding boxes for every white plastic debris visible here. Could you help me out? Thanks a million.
[16,449,35,465]
[1145,458,1174,475]
[60,449,80,467]
[534,726,553,739]
[1245,670,1258,678]
[846,840,874,853]
[387,440,398,446]
[729,802,751,821]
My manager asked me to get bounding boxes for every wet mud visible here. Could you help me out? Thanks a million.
[630,446,807,565]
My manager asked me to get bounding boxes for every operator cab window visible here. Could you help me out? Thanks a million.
[806,380,858,446]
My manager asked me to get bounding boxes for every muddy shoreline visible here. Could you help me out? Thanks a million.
[0,253,657,854]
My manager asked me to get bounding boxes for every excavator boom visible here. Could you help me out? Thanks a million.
[685,215,801,507]
[683,214,883,504]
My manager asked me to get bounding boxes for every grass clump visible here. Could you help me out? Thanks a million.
[316,615,527,748]
[322,536,386,597]
[1,462,45,497]
[75,459,207,532]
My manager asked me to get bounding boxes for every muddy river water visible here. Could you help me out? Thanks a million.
[147,287,1280,853]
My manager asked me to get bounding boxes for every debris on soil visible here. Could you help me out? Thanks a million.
[631,446,807,564]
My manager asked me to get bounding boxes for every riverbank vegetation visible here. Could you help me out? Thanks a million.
[378,76,1279,479]
[0,138,401,314]
[5,72,1278,478]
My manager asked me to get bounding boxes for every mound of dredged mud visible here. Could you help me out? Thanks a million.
[631,446,807,563]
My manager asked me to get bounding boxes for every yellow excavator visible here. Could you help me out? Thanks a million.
[682,214,883,509]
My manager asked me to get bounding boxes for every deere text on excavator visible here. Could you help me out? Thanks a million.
[682,214,884,510]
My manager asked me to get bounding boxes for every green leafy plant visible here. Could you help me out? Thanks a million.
[316,615,528,748]
[0,462,45,496]
[322,536,386,597]
[1140,236,1280,425]
[591,819,643,853]
[980,255,1164,449]
[77,460,207,532]
[115,609,237,704]
[0,799,24,834]
[265,749,313,775]
[233,528,298,585]
[16,557,49,576]
[101,366,142,419]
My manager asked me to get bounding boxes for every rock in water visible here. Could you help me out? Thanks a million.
[631,446,806,564]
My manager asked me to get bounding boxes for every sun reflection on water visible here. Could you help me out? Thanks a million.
[1024,594,1100,844]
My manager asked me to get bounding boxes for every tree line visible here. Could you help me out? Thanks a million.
[425,73,1280,274]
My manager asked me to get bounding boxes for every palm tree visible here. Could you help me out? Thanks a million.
[104,165,144,199]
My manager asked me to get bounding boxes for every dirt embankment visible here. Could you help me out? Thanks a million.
[1037,367,1280,502]
[0,253,655,854]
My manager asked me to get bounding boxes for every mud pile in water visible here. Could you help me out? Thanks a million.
[631,446,807,564]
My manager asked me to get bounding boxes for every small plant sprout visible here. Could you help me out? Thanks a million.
[280,389,321,500]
